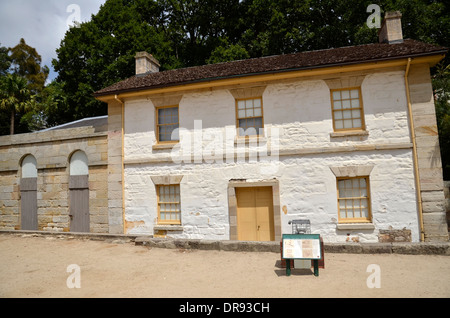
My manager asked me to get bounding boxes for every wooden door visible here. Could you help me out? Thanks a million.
[236,187,274,241]
[20,177,37,230]
[69,175,89,232]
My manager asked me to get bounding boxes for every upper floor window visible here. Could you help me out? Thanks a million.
[331,88,365,131]
[156,105,179,143]
[236,97,263,136]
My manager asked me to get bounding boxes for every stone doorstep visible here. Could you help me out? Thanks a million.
[1,230,449,255]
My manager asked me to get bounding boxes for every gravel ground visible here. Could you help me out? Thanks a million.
[1,234,449,299]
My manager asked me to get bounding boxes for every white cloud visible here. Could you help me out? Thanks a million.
[0,0,106,83]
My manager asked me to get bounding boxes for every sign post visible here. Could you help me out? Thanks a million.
[282,234,322,277]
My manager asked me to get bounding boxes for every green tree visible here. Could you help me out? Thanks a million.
[9,38,49,94]
[206,38,249,64]
[53,0,179,124]
[433,63,450,179]
[39,80,70,128]
[49,0,449,176]
[0,39,50,134]
[0,74,34,135]
[0,43,11,76]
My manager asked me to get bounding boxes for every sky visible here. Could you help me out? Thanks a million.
[0,0,107,83]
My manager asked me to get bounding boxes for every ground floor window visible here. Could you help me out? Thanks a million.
[337,176,371,223]
[157,184,181,224]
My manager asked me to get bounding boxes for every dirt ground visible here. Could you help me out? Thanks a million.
[0,234,449,298]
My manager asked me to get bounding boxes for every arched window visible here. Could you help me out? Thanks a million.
[21,154,37,178]
[70,150,88,176]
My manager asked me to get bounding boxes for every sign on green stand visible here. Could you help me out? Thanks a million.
[282,234,322,276]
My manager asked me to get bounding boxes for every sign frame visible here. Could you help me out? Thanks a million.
[282,234,322,276]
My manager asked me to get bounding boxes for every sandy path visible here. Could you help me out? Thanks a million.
[0,234,449,298]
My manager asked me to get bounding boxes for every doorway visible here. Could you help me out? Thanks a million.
[236,186,275,241]
[69,150,89,232]
[20,155,38,230]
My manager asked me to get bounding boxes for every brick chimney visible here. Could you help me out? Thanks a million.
[378,11,403,44]
[135,52,160,75]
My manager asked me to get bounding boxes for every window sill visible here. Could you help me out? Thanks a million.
[336,223,375,230]
[152,142,178,150]
[154,224,183,231]
[234,136,267,144]
[330,130,369,138]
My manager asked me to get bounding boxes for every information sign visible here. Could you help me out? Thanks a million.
[282,234,322,276]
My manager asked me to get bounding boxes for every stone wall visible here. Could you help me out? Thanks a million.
[124,149,418,242]
[408,64,449,242]
[107,100,124,234]
[0,126,108,233]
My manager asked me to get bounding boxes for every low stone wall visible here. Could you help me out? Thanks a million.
[2,230,449,255]
[0,127,108,233]
[134,236,450,255]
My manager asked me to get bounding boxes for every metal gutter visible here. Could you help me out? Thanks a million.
[404,58,425,242]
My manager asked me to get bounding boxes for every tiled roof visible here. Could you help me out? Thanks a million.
[94,39,447,97]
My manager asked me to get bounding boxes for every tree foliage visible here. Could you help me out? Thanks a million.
[0,73,33,135]
[0,39,49,134]
[9,38,49,94]
[2,0,450,177]
[433,63,450,179]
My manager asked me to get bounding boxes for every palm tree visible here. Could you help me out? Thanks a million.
[0,73,31,134]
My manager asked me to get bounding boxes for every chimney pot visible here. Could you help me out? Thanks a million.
[378,11,403,44]
[135,52,160,75]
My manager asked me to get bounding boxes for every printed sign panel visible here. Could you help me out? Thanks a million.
[282,234,322,260]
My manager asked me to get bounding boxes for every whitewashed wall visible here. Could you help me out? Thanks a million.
[123,70,419,242]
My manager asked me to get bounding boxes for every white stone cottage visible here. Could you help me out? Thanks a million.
[91,12,446,243]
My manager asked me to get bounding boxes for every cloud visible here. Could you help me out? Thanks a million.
[0,0,106,83]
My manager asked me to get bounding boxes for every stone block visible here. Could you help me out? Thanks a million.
[361,243,392,254]
[422,202,445,213]
[421,190,445,202]
[197,240,221,250]
[323,243,363,254]
[392,242,450,255]
[378,228,411,242]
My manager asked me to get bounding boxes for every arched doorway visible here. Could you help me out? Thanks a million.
[20,154,38,230]
[69,150,90,232]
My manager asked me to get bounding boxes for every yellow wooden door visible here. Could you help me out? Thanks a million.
[236,187,274,241]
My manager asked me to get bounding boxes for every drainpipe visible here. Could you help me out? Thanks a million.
[404,58,425,242]
[114,94,126,235]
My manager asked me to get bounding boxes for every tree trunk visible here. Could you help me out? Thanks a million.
[10,109,14,135]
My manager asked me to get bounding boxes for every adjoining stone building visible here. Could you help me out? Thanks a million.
[0,116,108,233]
[1,12,448,242]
